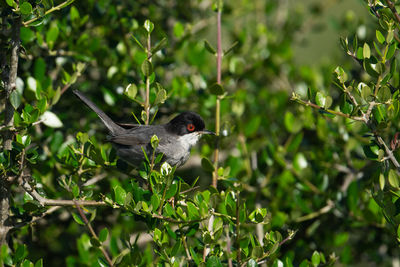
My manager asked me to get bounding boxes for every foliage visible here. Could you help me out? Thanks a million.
[1,0,400,266]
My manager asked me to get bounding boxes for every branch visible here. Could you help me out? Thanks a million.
[22,0,75,27]
[151,213,208,224]
[212,8,223,188]
[376,135,400,172]
[13,206,60,228]
[294,200,335,222]
[3,15,20,150]
[74,201,113,266]
[291,94,365,122]
[385,0,400,25]
[0,13,21,246]
[20,178,108,207]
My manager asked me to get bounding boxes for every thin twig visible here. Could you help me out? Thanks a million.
[385,0,400,25]
[144,30,151,125]
[74,201,113,266]
[364,101,377,123]
[236,191,241,265]
[212,8,223,188]
[23,0,75,26]
[181,235,192,261]
[13,206,60,228]
[376,135,400,172]
[294,200,335,222]
[292,95,365,121]
[82,173,107,187]
[179,186,200,195]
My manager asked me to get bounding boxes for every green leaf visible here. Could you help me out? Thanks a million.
[352,34,358,53]
[201,157,214,172]
[294,153,308,171]
[363,144,379,159]
[339,36,348,52]
[363,58,379,78]
[72,184,80,198]
[154,89,167,105]
[113,185,127,205]
[224,41,239,56]
[206,256,222,267]
[373,41,382,57]
[340,95,353,114]
[151,37,168,54]
[151,193,160,211]
[22,259,33,267]
[361,85,372,99]
[363,43,371,59]
[10,90,21,109]
[124,83,137,100]
[40,111,63,128]
[165,182,178,199]
[151,134,159,149]
[141,60,153,76]
[173,22,185,38]
[34,259,43,267]
[315,92,326,107]
[144,19,154,33]
[70,6,80,20]
[284,111,302,133]
[311,251,320,267]
[389,169,400,189]
[20,27,35,43]
[387,30,394,43]
[131,34,145,51]
[390,58,397,76]
[386,43,396,60]
[245,116,261,136]
[379,173,385,190]
[376,30,385,44]
[187,202,199,219]
[334,66,347,83]
[20,2,32,15]
[204,40,216,54]
[377,86,391,102]
[14,244,27,262]
[6,0,16,7]
[46,25,59,50]
[208,83,224,95]
[397,224,400,239]
[99,228,109,243]
[71,212,85,225]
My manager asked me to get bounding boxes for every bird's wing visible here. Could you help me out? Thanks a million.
[108,125,165,146]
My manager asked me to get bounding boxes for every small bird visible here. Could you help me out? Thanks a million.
[73,90,214,168]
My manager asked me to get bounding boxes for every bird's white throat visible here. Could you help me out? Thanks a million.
[178,133,201,150]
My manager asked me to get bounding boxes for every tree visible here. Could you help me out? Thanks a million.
[1,0,399,266]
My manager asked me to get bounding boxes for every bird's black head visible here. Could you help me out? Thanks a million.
[166,111,207,136]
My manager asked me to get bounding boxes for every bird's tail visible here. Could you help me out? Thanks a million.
[73,90,124,135]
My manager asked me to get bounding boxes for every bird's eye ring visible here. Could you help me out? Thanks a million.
[187,123,195,132]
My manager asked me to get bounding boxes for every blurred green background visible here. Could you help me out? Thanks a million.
[2,0,400,265]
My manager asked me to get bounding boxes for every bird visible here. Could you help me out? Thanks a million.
[73,90,214,168]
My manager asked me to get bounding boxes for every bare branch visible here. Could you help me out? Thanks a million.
[376,136,400,172]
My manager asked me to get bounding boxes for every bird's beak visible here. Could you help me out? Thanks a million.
[199,130,216,135]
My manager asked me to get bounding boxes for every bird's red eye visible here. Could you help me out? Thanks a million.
[187,123,195,132]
